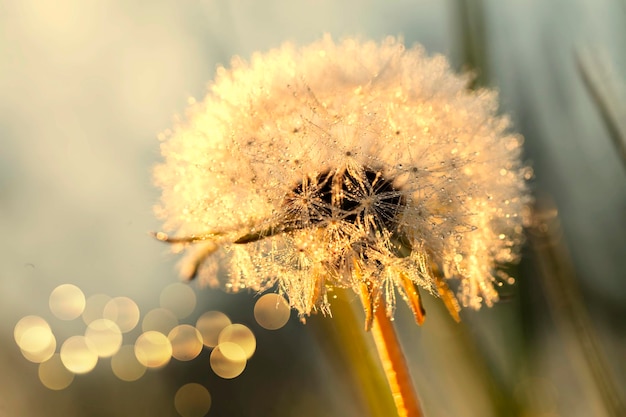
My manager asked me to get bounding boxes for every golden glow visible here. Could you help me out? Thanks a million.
[82,294,112,325]
[174,383,212,417]
[60,335,98,374]
[21,331,56,363]
[49,284,86,320]
[38,354,74,390]
[168,324,203,361]
[19,326,53,353]
[134,331,172,368]
[159,282,196,319]
[85,318,122,358]
[14,315,50,345]
[210,342,246,379]
[15,315,56,362]
[111,345,146,382]
[195,311,231,348]
[142,307,178,334]
[254,293,291,330]
[103,296,140,333]
[217,324,256,359]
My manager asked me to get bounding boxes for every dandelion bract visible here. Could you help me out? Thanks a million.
[154,36,531,328]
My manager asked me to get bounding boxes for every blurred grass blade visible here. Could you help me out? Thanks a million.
[576,47,626,171]
[453,0,490,88]
[310,289,399,417]
[529,199,626,417]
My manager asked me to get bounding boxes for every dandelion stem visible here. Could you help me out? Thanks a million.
[370,306,424,417]
[311,289,398,416]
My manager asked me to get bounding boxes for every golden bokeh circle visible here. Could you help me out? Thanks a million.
[82,294,112,325]
[142,307,179,334]
[19,326,53,353]
[210,342,246,379]
[217,324,256,359]
[15,316,56,363]
[174,383,212,417]
[254,293,291,330]
[85,318,123,358]
[195,311,231,348]
[14,315,50,345]
[39,354,74,390]
[103,296,140,333]
[49,284,86,320]
[21,330,56,363]
[134,331,172,369]
[60,335,98,374]
[159,283,196,319]
[111,345,147,382]
[168,325,203,361]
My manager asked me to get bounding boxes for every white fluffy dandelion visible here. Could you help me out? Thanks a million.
[154,36,531,329]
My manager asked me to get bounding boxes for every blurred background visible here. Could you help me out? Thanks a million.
[1,0,625,416]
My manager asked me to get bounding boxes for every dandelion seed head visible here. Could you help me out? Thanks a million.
[154,36,531,324]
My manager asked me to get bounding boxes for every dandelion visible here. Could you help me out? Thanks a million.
[153,35,530,331]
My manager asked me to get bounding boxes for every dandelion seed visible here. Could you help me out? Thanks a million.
[154,36,531,329]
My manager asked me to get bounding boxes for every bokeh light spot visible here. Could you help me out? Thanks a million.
[195,311,231,348]
[60,335,98,374]
[21,330,56,364]
[168,325,203,361]
[254,293,291,330]
[82,294,112,325]
[103,296,140,333]
[85,318,122,358]
[14,315,50,345]
[134,331,172,369]
[20,327,53,353]
[15,316,56,362]
[49,284,85,320]
[210,342,246,379]
[160,283,196,319]
[218,324,256,359]
[174,383,212,417]
[39,354,74,390]
[142,308,178,334]
[111,345,147,382]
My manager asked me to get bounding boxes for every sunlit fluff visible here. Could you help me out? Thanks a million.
[154,36,531,329]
